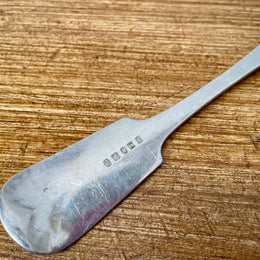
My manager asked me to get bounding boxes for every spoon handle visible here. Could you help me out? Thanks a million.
[150,45,260,141]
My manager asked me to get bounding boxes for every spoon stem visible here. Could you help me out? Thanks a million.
[150,45,260,141]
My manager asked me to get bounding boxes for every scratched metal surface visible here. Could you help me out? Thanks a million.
[0,117,166,254]
[0,0,259,259]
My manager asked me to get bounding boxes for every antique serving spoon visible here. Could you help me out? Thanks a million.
[0,45,259,254]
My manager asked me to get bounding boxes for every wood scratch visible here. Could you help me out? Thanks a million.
[115,232,128,260]
[166,89,185,100]
[250,134,260,151]
[158,212,170,237]
[202,211,216,235]
[20,141,29,156]
[46,48,61,64]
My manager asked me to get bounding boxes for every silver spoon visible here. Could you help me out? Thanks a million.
[0,45,259,254]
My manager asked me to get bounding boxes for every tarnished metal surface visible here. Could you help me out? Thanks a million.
[0,45,259,254]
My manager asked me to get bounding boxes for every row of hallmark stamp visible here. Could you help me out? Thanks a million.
[103,135,143,167]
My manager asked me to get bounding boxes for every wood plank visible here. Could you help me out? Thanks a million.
[0,0,259,259]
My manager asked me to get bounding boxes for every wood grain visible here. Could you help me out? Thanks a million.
[0,0,259,259]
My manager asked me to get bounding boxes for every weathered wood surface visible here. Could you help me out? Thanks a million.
[0,0,259,259]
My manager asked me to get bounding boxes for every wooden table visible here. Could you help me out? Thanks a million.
[0,1,259,259]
